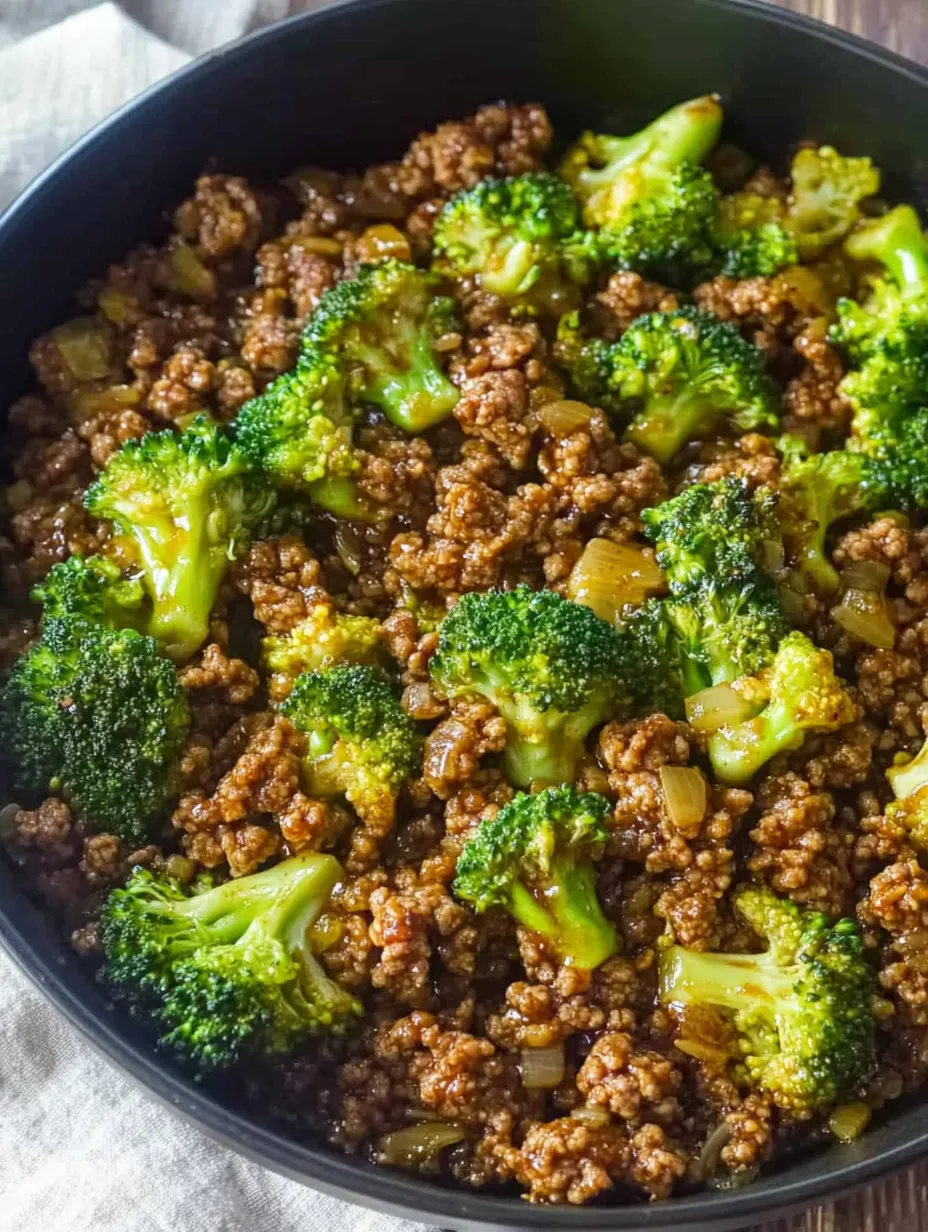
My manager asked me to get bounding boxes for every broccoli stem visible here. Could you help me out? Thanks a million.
[845,205,928,296]
[709,702,804,785]
[356,331,459,434]
[307,476,374,521]
[509,856,617,970]
[625,390,721,464]
[500,697,609,789]
[130,512,218,662]
[659,944,795,1012]
[583,96,723,193]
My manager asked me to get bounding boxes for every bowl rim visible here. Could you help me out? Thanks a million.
[3,0,928,1225]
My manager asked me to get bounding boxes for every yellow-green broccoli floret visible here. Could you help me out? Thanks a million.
[261,603,382,700]
[430,585,631,789]
[280,664,421,829]
[233,359,368,520]
[100,852,360,1074]
[708,632,860,784]
[659,884,878,1116]
[301,260,459,434]
[558,308,776,464]
[432,172,599,311]
[832,205,928,445]
[31,553,147,630]
[787,145,880,258]
[454,786,618,970]
[84,415,275,662]
[0,616,189,843]
[884,734,928,851]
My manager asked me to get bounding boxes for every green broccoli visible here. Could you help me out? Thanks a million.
[659,884,877,1116]
[431,172,599,311]
[31,553,147,630]
[430,586,631,789]
[280,665,421,829]
[233,360,370,520]
[84,416,275,662]
[453,786,618,969]
[557,308,776,464]
[868,405,928,512]
[261,603,382,700]
[777,442,886,593]
[708,631,860,784]
[0,617,189,842]
[560,95,723,281]
[300,260,459,433]
[100,851,360,1072]
[787,145,880,259]
[884,735,928,850]
[832,205,928,444]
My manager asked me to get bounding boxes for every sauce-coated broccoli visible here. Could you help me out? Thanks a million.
[100,852,360,1072]
[84,415,275,662]
[557,307,776,464]
[453,786,618,969]
[301,260,459,434]
[432,172,598,312]
[31,553,147,630]
[261,603,383,700]
[430,585,631,788]
[280,664,421,830]
[660,885,878,1116]
[0,616,189,842]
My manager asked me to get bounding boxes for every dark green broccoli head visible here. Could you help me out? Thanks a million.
[301,260,459,433]
[432,172,599,310]
[100,853,360,1072]
[560,96,723,281]
[558,308,775,463]
[454,786,618,970]
[233,361,368,519]
[618,597,688,719]
[281,664,421,830]
[1,616,189,842]
[708,631,859,784]
[659,884,877,1116]
[31,553,146,630]
[712,189,797,278]
[84,415,275,662]
[641,478,779,594]
[778,442,887,592]
[431,585,631,788]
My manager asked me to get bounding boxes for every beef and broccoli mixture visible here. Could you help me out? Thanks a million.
[4,94,928,1205]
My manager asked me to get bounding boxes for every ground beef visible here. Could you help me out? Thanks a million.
[233,536,328,632]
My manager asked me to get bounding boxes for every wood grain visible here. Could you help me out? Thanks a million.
[279,0,927,1227]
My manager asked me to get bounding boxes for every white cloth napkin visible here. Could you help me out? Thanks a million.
[0,5,427,1229]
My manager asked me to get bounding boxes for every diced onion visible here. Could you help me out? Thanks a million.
[570,1105,611,1128]
[695,1121,732,1180]
[519,1042,566,1089]
[334,524,363,576]
[839,560,890,592]
[286,234,343,257]
[170,242,217,299]
[356,224,412,264]
[828,1102,871,1143]
[538,399,596,437]
[377,1121,467,1166]
[98,287,142,326]
[674,1037,731,1064]
[685,683,756,733]
[831,588,895,649]
[0,802,21,842]
[660,765,707,830]
[164,854,196,884]
[71,384,141,418]
[568,538,665,624]
[308,911,344,953]
[761,538,785,575]
[887,735,928,799]
[52,318,113,382]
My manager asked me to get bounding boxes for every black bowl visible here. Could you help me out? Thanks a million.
[2,0,928,1226]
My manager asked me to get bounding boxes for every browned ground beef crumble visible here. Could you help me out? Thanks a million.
[2,100,926,1206]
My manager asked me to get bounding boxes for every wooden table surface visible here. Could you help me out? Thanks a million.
[279,0,926,1227]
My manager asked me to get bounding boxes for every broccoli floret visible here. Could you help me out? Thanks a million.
[778,443,886,593]
[659,884,877,1116]
[708,632,859,785]
[430,586,631,789]
[84,416,275,662]
[0,617,189,842]
[884,735,928,849]
[233,361,369,520]
[261,603,382,700]
[432,173,599,312]
[453,786,618,969]
[301,260,459,434]
[787,145,880,259]
[100,851,360,1072]
[641,478,779,593]
[714,210,798,279]
[557,308,775,463]
[618,597,688,720]
[867,405,928,511]
[280,665,421,829]
[560,95,723,280]
[833,205,928,443]
[31,553,146,630]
